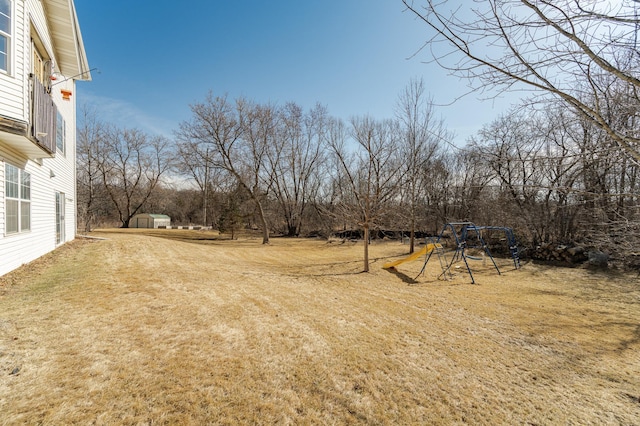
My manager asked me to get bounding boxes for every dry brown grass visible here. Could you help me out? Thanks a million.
[0,229,639,425]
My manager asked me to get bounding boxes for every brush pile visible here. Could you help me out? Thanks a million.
[531,243,589,265]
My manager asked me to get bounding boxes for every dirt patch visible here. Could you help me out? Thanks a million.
[0,229,638,424]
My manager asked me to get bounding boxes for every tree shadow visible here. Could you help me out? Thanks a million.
[616,323,640,353]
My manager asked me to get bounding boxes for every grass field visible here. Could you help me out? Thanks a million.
[0,229,639,425]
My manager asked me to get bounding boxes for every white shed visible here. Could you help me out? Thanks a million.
[130,214,171,229]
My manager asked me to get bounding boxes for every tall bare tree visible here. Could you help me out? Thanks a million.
[269,102,328,236]
[76,105,105,232]
[395,77,449,252]
[329,116,405,272]
[402,0,640,162]
[177,94,278,244]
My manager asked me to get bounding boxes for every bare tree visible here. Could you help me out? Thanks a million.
[395,77,449,252]
[535,106,583,242]
[269,102,328,236]
[176,142,212,225]
[402,0,640,162]
[177,94,278,244]
[76,105,105,232]
[329,116,405,272]
[176,140,231,227]
[445,147,494,224]
[95,127,172,228]
[470,111,550,241]
[419,153,453,228]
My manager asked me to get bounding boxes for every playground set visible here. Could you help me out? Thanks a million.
[383,222,521,284]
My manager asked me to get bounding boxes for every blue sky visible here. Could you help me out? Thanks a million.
[74,1,519,144]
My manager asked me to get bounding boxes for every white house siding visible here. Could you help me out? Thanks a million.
[0,116,76,276]
[46,77,77,243]
[0,147,54,275]
[0,0,84,276]
[0,161,4,236]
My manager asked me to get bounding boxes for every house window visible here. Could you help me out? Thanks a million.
[55,192,65,244]
[0,0,11,73]
[56,111,65,154]
[5,163,31,234]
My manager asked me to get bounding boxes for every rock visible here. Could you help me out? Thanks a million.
[588,251,609,268]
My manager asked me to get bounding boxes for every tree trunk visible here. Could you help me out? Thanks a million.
[363,225,370,272]
[287,222,298,237]
[409,216,416,254]
[254,198,270,244]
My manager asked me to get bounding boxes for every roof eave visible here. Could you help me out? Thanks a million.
[43,0,91,81]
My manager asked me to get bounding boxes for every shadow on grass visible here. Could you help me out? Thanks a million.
[94,229,243,245]
[617,323,640,353]
[384,267,419,285]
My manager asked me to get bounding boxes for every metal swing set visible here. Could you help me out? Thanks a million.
[385,222,521,284]
[428,222,521,283]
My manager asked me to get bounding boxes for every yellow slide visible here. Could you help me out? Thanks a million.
[383,243,438,269]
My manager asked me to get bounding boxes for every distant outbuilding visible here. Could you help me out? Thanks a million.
[130,214,171,229]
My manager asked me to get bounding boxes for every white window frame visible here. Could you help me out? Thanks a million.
[0,0,12,74]
[55,191,65,244]
[5,163,31,235]
[56,110,65,155]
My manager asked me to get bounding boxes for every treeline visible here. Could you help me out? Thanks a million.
[77,79,640,269]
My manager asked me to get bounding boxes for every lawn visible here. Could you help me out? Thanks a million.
[0,229,639,425]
